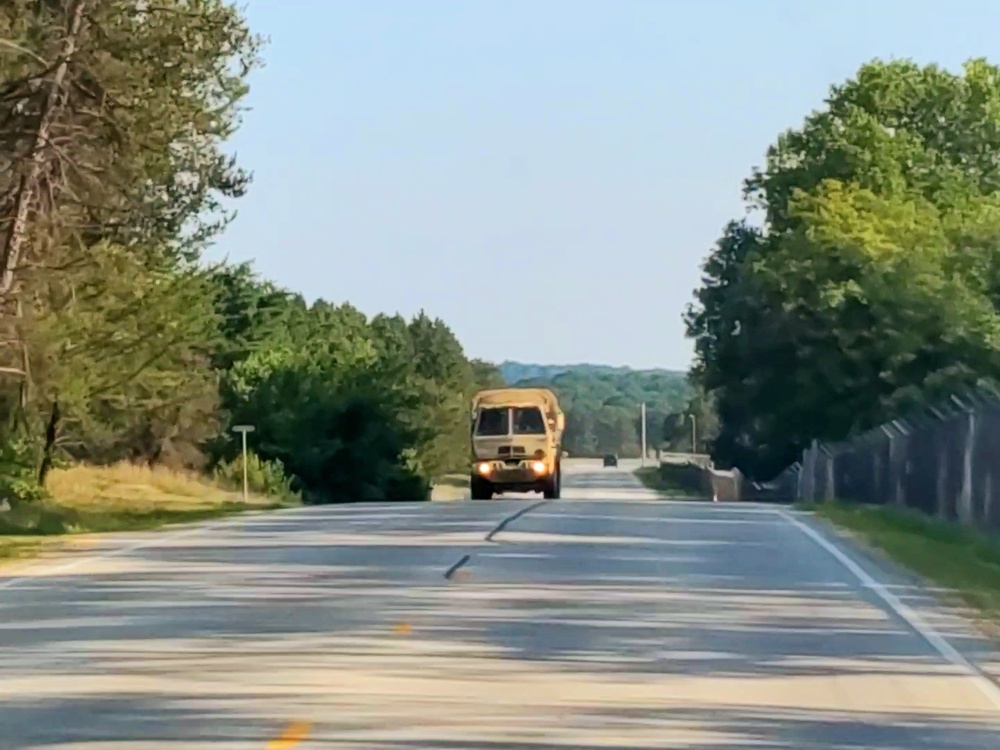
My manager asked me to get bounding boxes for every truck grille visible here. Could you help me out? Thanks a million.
[497,445,526,457]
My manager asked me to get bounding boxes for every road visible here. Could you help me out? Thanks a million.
[2,459,1000,748]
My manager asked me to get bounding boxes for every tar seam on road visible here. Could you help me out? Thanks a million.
[778,508,1000,711]
[443,553,471,580]
[484,499,549,542]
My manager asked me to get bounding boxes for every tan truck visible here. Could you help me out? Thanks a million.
[469,387,565,500]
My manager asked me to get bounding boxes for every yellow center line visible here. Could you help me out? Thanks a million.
[267,720,311,749]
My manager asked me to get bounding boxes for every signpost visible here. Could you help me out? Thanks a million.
[640,402,647,467]
[232,425,255,502]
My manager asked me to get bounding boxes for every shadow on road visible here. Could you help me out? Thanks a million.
[1,467,998,748]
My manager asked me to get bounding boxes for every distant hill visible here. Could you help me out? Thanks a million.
[499,360,683,385]
[497,361,691,457]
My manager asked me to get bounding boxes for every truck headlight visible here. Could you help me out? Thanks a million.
[477,462,492,475]
[530,460,546,474]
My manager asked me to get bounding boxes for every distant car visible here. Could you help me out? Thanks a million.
[603,454,618,467]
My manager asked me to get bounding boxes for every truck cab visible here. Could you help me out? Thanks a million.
[469,388,564,500]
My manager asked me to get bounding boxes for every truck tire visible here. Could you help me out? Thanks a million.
[543,466,561,500]
[470,477,492,500]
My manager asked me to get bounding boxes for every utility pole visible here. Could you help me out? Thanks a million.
[640,402,647,467]
[689,413,697,454]
[232,425,255,502]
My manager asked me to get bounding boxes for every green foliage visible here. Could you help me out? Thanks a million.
[0,0,261,491]
[654,463,706,495]
[472,359,507,390]
[0,433,46,507]
[0,2,490,505]
[498,361,639,383]
[210,276,486,502]
[634,464,708,499]
[662,385,719,453]
[512,366,690,456]
[213,450,299,503]
[688,57,1000,479]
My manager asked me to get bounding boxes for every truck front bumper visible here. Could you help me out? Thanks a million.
[473,459,549,490]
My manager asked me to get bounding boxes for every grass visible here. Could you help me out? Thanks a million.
[430,473,469,502]
[0,536,44,563]
[805,501,1000,626]
[0,462,295,563]
[634,465,707,499]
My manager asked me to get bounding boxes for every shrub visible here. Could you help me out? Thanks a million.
[214,451,299,503]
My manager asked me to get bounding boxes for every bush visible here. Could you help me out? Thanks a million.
[214,451,300,503]
[0,434,46,508]
[659,461,708,494]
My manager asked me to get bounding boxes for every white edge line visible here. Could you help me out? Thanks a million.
[0,504,312,593]
[778,508,1000,710]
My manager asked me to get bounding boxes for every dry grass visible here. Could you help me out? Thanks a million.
[46,462,271,512]
[0,536,44,562]
[430,473,469,502]
[0,462,295,562]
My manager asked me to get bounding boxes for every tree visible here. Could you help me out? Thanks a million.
[514,367,690,456]
[27,243,224,478]
[207,263,304,372]
[216,301,497,503]
[0,0,261,490]
[663,385,719,454]
[222,334,429,504]
[471,359,506,390]
[688,57,1000,479]
[0,3,526,506]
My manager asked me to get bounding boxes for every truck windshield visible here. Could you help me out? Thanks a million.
[476,407,509,436]
[513,406,546,435]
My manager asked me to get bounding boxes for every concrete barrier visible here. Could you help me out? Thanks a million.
[657,456,744,501]
[707,467,742,501]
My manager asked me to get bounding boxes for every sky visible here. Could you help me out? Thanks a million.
[211,0,1000,371]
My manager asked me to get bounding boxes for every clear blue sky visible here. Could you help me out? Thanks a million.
[212,0,1000,371]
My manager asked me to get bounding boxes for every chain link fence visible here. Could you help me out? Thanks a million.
[769,384,1000,528]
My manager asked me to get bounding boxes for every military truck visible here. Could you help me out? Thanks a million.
[469,387,565,500]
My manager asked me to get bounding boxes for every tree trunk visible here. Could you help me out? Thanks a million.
[0,0,88,297]
[37,397,60,486]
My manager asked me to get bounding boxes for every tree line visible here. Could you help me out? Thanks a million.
[0,1,501,505]
[513,367,691,456]
[687,57,1000,480]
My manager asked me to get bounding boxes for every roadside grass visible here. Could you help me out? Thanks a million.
[430,473,469,502]
[803,501,1000,624]
[634,466,707,500]
[0,536,44,562]
[0,462,295,562]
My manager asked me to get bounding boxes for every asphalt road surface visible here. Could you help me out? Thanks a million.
[3,460,1000,748]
